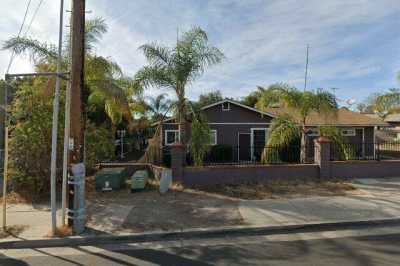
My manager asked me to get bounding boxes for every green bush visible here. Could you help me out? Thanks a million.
[209,144,233,163]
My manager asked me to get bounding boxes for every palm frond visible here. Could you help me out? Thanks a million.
[85,17,108,51]
[134,66,175,90]
[2,36,58,62]
[139,43,171,67]
[267,115,301,147]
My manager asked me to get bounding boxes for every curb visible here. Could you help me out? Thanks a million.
[1,217,400,249]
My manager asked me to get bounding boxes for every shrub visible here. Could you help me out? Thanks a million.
[208,144,233,163]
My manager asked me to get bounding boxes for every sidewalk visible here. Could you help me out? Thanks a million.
[240,177,400,226]
[1,177,399,244]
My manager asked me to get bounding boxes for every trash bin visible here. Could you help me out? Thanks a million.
[131,170,148,192]
[95,167,125,192]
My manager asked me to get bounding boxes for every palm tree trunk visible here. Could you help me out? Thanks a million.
[300,124,307,163]
[177,96,186,145]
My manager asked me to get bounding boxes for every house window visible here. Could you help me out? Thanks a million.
[306,128,320,137]
[165,130,180,145]
[222,102,230,111]
[209,130,217,145]
[341,128,356,136]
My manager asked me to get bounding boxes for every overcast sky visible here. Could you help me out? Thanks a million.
[1,0,399,105]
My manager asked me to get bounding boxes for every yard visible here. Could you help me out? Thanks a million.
[85,176,357,234]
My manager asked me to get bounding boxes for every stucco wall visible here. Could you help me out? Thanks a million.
[180,164,320,186]
[330,160,400,179]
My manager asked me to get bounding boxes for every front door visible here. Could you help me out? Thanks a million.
[251,129,267,161]
[238,133,251,161]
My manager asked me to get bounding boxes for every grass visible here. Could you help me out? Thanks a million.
[192,178,357,200]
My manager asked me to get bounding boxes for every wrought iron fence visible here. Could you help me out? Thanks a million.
[330,141,400,161]
[186,145,302,166]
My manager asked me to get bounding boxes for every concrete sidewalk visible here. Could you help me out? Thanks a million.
[1,177,399,243]
[239,177,400,226]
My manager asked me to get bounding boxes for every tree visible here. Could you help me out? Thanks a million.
[145,93,172,121]
[257,84,338,163]
[197,90,223,107]
[242,86,266,107]
[3,17,137,126]
[134,26,224,145]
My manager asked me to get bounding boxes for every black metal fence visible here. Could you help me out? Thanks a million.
[186,145,302,166]
[330,142,400,161]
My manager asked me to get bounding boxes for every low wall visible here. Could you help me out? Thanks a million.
[181,164,320,186]
[331,160,400,179]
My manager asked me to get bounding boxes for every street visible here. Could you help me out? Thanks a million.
[1,227,400,266]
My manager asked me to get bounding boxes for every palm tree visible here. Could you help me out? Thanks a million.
[134,26,224,145]
[145,94,172,121]
[257,84,338,163]
[2,17,136,126]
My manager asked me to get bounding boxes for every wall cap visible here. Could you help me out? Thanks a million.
[314,137,331,144]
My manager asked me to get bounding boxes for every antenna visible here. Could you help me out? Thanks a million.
[304,44,309,91]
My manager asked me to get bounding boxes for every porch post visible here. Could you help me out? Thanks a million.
[314,137,331,178]
[170,143,185,181]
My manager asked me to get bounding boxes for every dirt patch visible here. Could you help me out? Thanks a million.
[0,225,29,239]
[192,178,357,200]
[86,187,243,234]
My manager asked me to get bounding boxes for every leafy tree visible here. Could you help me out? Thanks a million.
[9,76,65,194]
[257,84,337,163]
[197,90,223,107]
[134,26,224,146]
[242,86,266,107]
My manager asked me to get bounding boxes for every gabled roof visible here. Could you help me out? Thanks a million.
[385,113,400,123]
[264,106,389,127]
[201,99,276,117]
[155,99,275,125]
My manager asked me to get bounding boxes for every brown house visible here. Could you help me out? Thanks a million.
[160,99,388,162]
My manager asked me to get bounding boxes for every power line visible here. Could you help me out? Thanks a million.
[5,0,33,74]
[23,0,45,37]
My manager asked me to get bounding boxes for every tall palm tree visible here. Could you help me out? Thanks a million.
[134,26,224,145]
[257,84,338,163]
[2,17,136,125]
[145,93,172,121]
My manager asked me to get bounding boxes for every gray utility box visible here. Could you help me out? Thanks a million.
[131,170,148,192]
[95,167,126,192]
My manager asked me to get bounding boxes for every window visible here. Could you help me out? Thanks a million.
[209,130,217,145]
[165,130,180,145]
[341,128,356,136]
[306,128,320,136]
[222,102,230,111]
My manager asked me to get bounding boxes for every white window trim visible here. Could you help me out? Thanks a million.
[165,130,180,145]
[341,128,356,137]
[209,129,217,145]
[222,102,230,111]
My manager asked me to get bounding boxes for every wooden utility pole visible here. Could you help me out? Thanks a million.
[68,0,85,227]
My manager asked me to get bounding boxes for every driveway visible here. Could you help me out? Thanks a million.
[239,177,400,226]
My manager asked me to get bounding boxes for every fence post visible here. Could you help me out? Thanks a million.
[314,137,331,179]
[170,143,185,181]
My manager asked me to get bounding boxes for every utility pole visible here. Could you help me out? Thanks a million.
[68,0,85,232]
[61,0,73,227]
[49,0,65,235]
[304,44,309,92]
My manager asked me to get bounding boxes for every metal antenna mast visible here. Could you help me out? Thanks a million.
[304,44,309,91]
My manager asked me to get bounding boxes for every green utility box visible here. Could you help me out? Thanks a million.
[131,170,148,192]
[95,167,126,192]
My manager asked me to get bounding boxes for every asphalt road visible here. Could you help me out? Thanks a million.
[1,232,400,266]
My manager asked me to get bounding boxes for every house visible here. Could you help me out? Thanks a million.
[159,99,388,162]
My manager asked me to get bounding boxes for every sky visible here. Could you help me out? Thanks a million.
[1,0,400,106]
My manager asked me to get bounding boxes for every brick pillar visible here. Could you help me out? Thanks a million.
[170,143,184,181]
[314,137,331,178]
